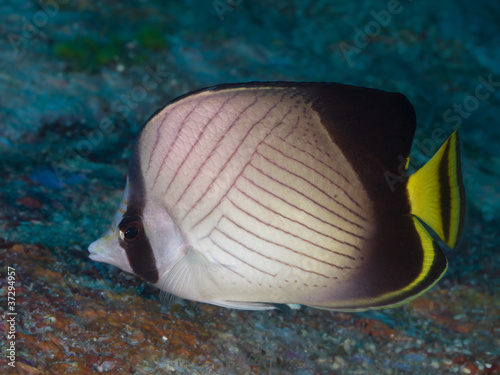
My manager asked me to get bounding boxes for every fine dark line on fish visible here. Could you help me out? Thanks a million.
[278,135,350,184]
[189,106,294,231]
[249,161,366,230]
[209,226,332,278]
[255,151,367,222]
[176,94,259,218]
[206,247,249,280]
[169,95,236,202]
[219,215,344,271]
[181,92,285,221]
[145,111,171,174]
[283,115,301,140]
[209,238,277,277]
[262,141,362,209]
[151,100,203,189]
[240,175,365,242]
[227,196,356,261]
[233,186,362,251]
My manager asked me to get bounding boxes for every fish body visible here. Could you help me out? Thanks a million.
[89,82,465,311]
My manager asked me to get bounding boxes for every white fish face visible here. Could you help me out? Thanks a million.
[88,230,133,273]
[88,181,134,273]
[89,179,187,284]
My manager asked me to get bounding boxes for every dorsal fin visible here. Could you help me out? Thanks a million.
[304,82,416,176]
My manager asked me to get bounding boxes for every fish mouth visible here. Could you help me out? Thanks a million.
[88,240,110,264]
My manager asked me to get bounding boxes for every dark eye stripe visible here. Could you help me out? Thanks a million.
[119,147,159,284]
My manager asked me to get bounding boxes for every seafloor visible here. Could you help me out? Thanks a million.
[0,1,499,374]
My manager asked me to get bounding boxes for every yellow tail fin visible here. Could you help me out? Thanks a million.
[407,131,465,249]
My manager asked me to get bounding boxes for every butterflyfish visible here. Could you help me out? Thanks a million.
[88,82,465,311]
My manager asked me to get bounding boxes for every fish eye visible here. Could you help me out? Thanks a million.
[118,217,144,243]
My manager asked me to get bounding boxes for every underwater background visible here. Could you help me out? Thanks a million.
[0,0,499,374]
